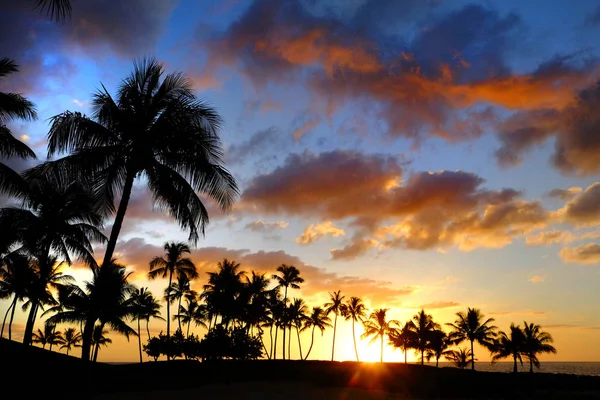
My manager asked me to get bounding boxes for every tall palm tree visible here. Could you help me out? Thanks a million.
[362,308,398,363]
[47,261,137,361]
[242,272,270,335]
[406,309,440,365]
[324,290,345,362]
[342,296,367,362]
[447,307,497,370]
[46,58,238,272]
[389,322,417,364]
[262,287,283,360]
[175,297,208,337]
[426,330,452,367]
[491,323,525,373]
[148,242,198,338]
[272,264,303,360]
[444,348,473,369]
[130,287,154,363]
[522,322,556,373]
[202,259,245,329]
[91,326,112,362]
[302,307,332,360]
[142,292,163,340]
[21,257,74,346]
[59,328,82,356]
[35,0,72,20]
[0,58,37,196]
[168,274,197,332]
[0,254,35,340]
[32,324,63,350]
[288,298,308,360]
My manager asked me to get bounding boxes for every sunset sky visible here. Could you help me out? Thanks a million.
[2,0,600,363]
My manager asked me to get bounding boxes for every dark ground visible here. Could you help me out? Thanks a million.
[2,338,599,399]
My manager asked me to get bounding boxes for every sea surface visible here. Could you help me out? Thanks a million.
[429,362,600,376]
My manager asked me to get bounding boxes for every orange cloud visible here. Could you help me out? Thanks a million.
[296,221,346,245]
[559,182,600,225]
[559,243,600,265]
[526,230,574,246]
[529,275,546,284]
[418,301,461,310]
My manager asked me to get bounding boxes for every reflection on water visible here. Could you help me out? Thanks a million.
[431,362,600,376]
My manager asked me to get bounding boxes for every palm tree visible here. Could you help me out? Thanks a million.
[47,261,137,361]
[130,288,154,363]
[59,328,82,356]
[262,287,283,359]
[0,58,37,196]
[406,309,440,365]
[142,293,163,340]
[148,242,198,338]
[242,272,270,335]
[342,296,367,362]
[32,324,63,350]
[426,330,452,367]
[35,0,72,20]
[175,297,208,337]
[324,290,345,362]
[362,308,398,363]
[272,264,303,360]
[46,58,238,272]
[444,348,473,369]
[302,307,332,360]
[288,298,308,360]
[491,323,525,373]
[168,274,197,332]
[0,254,35,340]
[202,259,245,329]
[522,322,557,373]
[389,322,417,364]
[91,326,112,362]
[447,307,497,370]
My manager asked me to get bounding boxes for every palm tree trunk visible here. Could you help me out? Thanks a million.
[137,318,142,363]
[186,321,191,338]
[436,357,439,367]
[93,342,100,362]
[421,349,424,365]
[49,343,53,352]
[380,333,385,363]
[305,325,316,360]
[22,302,39,345]
[352,318,359,362]
[101,172,134,270]
[80,317,95,361]
[2,297,16,339]
[296,326,303,360]
[404,348,407,364]
[66,347,70,356]
[470,340,475,370]
[282,286,288,360]
[146,319,151,341]
[177,295,182,332]
[331,312,338,361]
[269,323,273,359]
[7,298,17,340]
[513,356,517,373]
[167,270,173,338]
[273,324,278,360]
[288,326,292,360]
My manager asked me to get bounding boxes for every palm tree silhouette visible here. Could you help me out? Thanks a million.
[34,0,72,20]
[32,323,63,350]
[522,321,556,373]
[324,290,345,361]
[0,58,37,196]
[426,330,452,367]
[288,298,308,359]
[142,292,163,340]
[0,254,35,340]
[47,261,137,361]
[302,306,332,360]
[91,326,112,362]
[60,328,82,356]
[242,272,270,336]
[444,348,473,369]
[406,309,440,365]
[491,323,525,373]
[389,322,417,364]
[130,288,157,362]
[202,258,245,329]
[175,297,208,337]
[168,275,197,332]
[342,296,367,361]
[262,287,283,359]
[272,264,303,360]
[46,58,238,272]
[148,242,198,339]
[362,308,398,363]
[447,307,497,370]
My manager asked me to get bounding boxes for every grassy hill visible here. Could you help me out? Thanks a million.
[2,338,599,399]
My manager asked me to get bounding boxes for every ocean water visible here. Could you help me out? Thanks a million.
[430,362,600,376]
